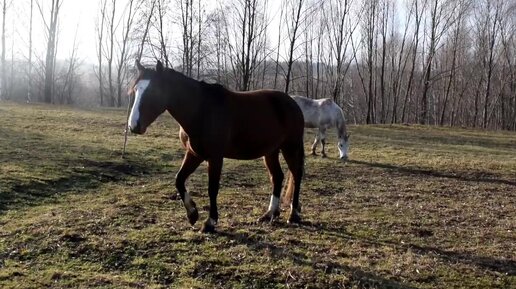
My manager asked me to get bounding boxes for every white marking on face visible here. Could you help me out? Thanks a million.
[338,138,349,159]
[128,80,150,131]
[268,195,279,212]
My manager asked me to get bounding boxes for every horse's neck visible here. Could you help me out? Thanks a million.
[164,72,203,134]
[336,109,347,138]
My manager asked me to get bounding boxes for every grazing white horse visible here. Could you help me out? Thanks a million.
[292,95,350,160]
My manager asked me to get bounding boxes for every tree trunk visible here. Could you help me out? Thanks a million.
[27,0,33,102]
[43,0,60,104]
[284,0,304,94]
[1,0,6,100]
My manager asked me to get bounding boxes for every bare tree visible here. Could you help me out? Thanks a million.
[1,0,7,100]
[324,0,355,103]
[498,3,516,130]
[389,0,412,123]
[115,0,137,107]
[227,0,267,91]
[356,0,379,124]
[207,5,230,84]
[27,0,33,102]
[179,0,194,76]
[154,0,170,67]
[137,0,156,61]
[56,24,81,104]
[439,0,469,126]
[419,0,455,124]
[38,0,62,104]
[481,0,503,128]
[401,0,427,123]
[95,0,107,106]
[283,0,305,94]
[105,0,117,107]
[272,2,283,90]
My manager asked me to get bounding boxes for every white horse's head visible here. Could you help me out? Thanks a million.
[337,133,350,160]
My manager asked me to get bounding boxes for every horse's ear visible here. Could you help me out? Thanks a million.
[156,60,164,74]
[136,59,144,72]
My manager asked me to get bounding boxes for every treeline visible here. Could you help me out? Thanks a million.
[1,0,515,130]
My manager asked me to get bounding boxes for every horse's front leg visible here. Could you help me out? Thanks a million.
[201,157,223,233]
[176,151,204,226]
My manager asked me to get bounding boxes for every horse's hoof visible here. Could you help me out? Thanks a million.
[311,151,317,156]
[186,208,199,226]
[287,212,302,224]
[258,210,280,223]
[321,154,327,158]
[200,218,217,233]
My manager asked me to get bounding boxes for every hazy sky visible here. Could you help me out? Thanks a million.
[4,0,99,63]
[4,0,406,65]
[4,0,317,65]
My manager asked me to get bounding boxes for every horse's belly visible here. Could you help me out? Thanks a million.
[224,141,282,160]
[224,131,287,160]
[304,122,317,128]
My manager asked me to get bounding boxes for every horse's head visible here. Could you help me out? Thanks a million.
[338,133,350,160]
[128,60,167,134]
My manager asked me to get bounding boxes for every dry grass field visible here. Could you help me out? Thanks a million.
[1,102,515,288]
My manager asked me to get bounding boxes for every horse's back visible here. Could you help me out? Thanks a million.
[231,89,304,127]
[220,89,304,159]
[291,95,344,129]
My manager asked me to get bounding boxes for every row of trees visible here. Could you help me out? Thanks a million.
[1,0,515,130]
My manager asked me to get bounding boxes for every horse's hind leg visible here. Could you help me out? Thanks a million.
[311,130,321,155]
[319,128,327,157]
[282,142,304,224]
[176,151,203,226]
[258,150,284,223]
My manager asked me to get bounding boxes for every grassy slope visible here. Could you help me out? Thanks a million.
[0,102,515,289]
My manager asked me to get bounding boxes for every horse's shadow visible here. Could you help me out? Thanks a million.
[299,221,516,276]
[348,159,516,187]
[216,224,418,289]
[0,158,153,214]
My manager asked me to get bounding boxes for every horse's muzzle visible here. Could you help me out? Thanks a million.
[340,155,348,161]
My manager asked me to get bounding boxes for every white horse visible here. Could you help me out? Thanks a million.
[291,95,350,160]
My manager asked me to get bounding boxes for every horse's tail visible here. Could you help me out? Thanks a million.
[281,146,305,209]
[282,172,295,206]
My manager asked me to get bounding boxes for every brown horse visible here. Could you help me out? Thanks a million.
[128,60,305,233]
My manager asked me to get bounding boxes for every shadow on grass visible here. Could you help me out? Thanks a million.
[349,159,516,187]
[302,221,516,276]
[0,126,171,213]
[354,125,516,152]
[0,159,154,213]
[217,229,418,289]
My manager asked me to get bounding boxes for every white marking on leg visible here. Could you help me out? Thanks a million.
[268,195,279,212]
[128,79,150,131]
[207,218,217,226]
